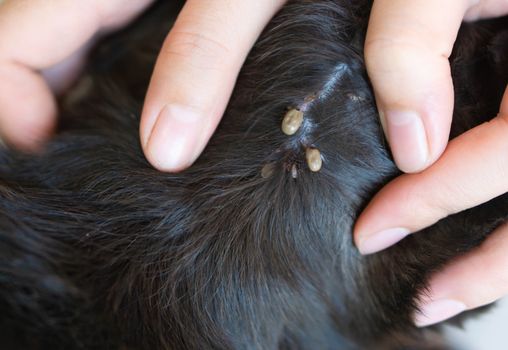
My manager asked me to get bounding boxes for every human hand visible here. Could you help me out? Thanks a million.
[0,0,156,150]
[0,0,285,171]
[139,0,285,171]
[356,0,508,327]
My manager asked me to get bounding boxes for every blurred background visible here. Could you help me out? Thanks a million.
[445,297,508,350]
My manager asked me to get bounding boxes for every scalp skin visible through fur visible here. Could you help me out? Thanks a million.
[1,1,508,349]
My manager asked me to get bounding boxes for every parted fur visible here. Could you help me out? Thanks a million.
[1,1,508,349]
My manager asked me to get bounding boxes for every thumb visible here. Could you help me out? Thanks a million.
[365,0,472,173]
[140,0,285,172]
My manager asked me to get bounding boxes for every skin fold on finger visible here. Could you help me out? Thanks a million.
[140,0,286,172]
[0,0,153,149]
[355,86,508,254]
[414,221,508,327]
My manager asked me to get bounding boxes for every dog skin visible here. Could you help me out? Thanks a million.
[0,0,508,349]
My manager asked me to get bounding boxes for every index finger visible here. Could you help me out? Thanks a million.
[140,0,286,172]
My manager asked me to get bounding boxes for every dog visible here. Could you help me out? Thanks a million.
[1,0,508,349]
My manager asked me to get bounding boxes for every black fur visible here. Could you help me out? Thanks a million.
[1,0,508,349]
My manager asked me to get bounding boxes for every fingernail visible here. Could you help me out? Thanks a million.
[414,299,467,327]
[358,227,410,255]
[384,110,428,173]
[145,104,207,171]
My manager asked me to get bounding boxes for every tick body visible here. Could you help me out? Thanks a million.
[281,109,304,135]
[261,163,275,178]
[291,164,298,178]
[306,148,322,172]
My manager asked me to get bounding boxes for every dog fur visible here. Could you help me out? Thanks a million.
[1,0,508,349]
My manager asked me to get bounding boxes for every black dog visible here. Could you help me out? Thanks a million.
[1,0,508,349]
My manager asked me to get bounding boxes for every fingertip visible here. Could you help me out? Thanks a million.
[380,109,431,173]
[142,104,213,172]
[413,222,508,327]
[381,107,450,174]
[0,104,56,152]
[356,227,410,255]
[0,63,57,152]
[1,123,54,152]
[353,175,423,253]
[413,299,467,327]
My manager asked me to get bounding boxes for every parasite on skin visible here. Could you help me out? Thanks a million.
[306,148,322,172]
[291,164,298,179]
[261,163,275,179]
[281,108,304,135]
[303,94,317,104]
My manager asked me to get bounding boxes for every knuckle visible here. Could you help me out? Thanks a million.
[365,37,423,75]
[402,180,455,229]
[163,30,231,70]
[430,183,467,217]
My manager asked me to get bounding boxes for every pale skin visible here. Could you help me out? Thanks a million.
[356,0,508,327]
[1,0,508,329]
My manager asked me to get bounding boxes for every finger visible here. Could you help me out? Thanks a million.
[365,0,468,173]
[355,86,508,254]
[414,221,508,327]
[464,0,508,20]
[0,0,153,150]
[41,40,97,95]
[140,0,286,172]
[365,0,495,173]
